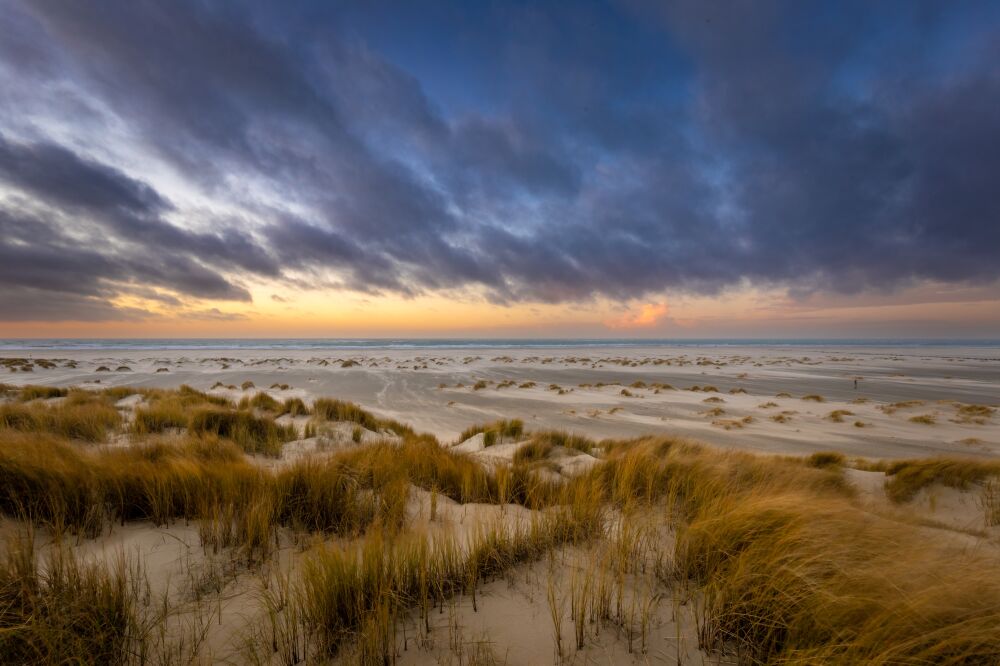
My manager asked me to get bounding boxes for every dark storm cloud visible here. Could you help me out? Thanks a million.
[0,0,997,321]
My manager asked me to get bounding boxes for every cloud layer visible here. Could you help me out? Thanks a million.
[0,1,997,321]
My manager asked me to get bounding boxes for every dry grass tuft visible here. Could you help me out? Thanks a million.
[0,531,142,663]
[883,458,1000,502]
[18,385,69,401]
[1,395,121,442]
[826,409,854,423]
[189,408,296,456]
[312,398,413,437]
[807,451,846,468]
[955,404,995,424]
[457,419,524,446]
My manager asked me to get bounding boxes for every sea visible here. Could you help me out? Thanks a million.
[0,338,998,352]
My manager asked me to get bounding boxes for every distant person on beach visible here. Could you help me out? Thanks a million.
[854,378,858,390]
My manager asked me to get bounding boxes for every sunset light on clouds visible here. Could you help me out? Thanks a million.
[0,1,998,339]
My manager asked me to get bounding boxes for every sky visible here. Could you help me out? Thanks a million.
[0,1,998,339]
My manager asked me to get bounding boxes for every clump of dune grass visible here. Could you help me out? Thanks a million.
[909,413,936,425]
[189,408,296,456]
[712,416,753,430]
[882,458,1000,503]
[703,396,725,404]
[0,396,121,442]
[801,394,825,402]
[880,400,924,415]
[17,385,68,401]
[281,397,310,416]
[826,409,854,423]
[807,451,846,468]
[0,531,142,664]
[241,380,255,390]
[130,385,232,438]
[528,430,595,454]
[457,419,524,446]
[587,439,1000,664]
[758,401,778,408]
[675,485,1000,663]
[293,514,585,662]
[238,391,282,413]
[131,402,187,435]
[513,439,554,464]
[955,404,995,424]
[979,480,1000,527]
[312,398,413,437]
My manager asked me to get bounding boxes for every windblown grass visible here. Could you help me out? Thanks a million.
[882,458,1000,502]
[293,513,589,662]
[238,391,282,413]
[0,395,121,442]
[3,384,1000,663]
[513,438,553,464]
[457,419,524,446]
[0,531,141,664]
[17,385,69,401]
[312,398,413,437]
[527,430,595,454]
[189,408,296,456]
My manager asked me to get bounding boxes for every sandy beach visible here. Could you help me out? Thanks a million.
[3,343,1000,663]
[6,343,998,459]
